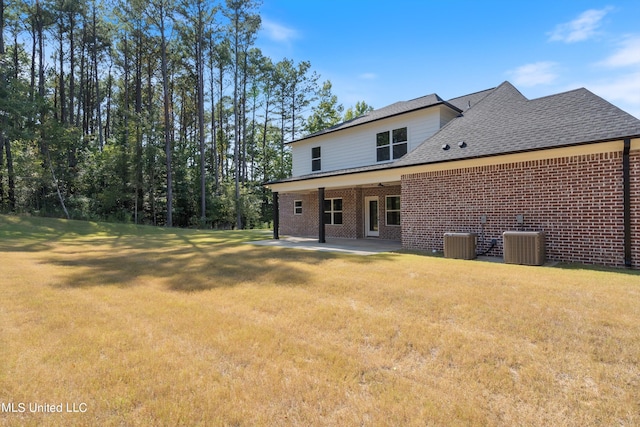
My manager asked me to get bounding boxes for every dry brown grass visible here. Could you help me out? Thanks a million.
[0,215,639,426]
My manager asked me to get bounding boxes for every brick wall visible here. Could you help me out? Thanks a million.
[324,188,359,239]
[278,186,402,240]
[632,151,640,266]
[402,150,640,267]
[279,192,318,237]
[362,187,402,240]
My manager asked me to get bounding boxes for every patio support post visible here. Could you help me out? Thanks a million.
[273,192,279,240]
[318,187,326,243]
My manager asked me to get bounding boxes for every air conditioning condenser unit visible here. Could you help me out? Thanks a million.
[444,233,477,260]
[503,231,545,266]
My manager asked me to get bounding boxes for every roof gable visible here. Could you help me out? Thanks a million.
[291,93,459,144]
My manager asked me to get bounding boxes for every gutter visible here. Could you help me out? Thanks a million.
[623,138,632,267]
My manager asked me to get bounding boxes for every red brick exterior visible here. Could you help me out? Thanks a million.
[402,149,640,267]
[276,147,639,267]
[279,186,402,240]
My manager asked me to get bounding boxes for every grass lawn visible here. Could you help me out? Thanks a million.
[0,215,639,426]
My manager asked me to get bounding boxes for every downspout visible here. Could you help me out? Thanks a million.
[623,138,632,268]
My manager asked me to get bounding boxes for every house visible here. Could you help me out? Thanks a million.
[265,82,640,267]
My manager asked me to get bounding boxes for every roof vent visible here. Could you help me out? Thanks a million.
[442,144,450,151]
[458,141,466,148]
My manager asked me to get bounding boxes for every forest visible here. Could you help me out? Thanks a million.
[0,0,372,228]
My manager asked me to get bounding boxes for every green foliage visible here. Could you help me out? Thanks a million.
[79,143,133,222]
[0,0,361,229]
[207,181,260,229]
[343,100,374,122]
[304,80,343,135]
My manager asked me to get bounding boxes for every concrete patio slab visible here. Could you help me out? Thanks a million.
[247,236,402,256]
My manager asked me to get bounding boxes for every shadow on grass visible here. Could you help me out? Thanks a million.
[1,215,397,291]
[44,244,327,291]
[0,215,270,253]
[0,216,73,252]
[554,262,640,276]
[43,237,398,291]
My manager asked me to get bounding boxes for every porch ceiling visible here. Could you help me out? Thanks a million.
[266,170,403,192]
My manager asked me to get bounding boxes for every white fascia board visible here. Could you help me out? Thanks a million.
[266,168,403,193]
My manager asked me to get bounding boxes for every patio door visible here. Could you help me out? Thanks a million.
[365,196,379,237]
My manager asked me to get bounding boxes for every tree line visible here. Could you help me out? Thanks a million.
[0,0,372,229]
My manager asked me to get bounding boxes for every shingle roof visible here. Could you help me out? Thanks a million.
[291,93,459,143]
[445,87,494,112]
[268,81,640,185]
[395,81,640,167]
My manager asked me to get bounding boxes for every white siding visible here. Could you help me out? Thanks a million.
[292,106,455,177]
[440,107,460,128]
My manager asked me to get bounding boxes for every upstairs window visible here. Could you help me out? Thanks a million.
[392,128,408,158]
[376,132,390,162]
[376,127,408,162]
[312,147,321,171]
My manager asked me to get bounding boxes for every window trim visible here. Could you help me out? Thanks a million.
[376,131,391,162]
[294,200,303,215]
[323,198,343,225]
[312,146,321,171]
[385,195,401,226]
[392,128,408,159]
[376,127,408,162]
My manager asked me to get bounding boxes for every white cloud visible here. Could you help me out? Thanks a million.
[548,7,613,43]
[589,35,640,118]
[261,18,298,43]
[507,62,559,87]
[358,73,377,80]
[588,72,640,105]
[598,36,640,68]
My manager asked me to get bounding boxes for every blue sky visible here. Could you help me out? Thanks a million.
[256,1,640,119]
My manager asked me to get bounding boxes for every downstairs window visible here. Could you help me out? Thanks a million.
[323,198,343,225]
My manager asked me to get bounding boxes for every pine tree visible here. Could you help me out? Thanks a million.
[305,80,343,135]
